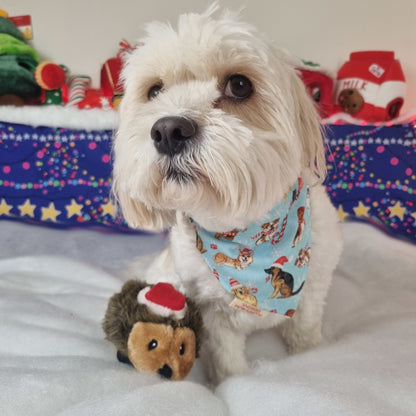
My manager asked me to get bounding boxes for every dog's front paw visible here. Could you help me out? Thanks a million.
[201,340,251,385]
[201,318,251,384]
[281,319,323,354]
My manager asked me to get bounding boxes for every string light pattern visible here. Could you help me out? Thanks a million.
[324,122,416,242]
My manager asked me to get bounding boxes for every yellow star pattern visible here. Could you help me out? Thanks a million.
[411,212,416,223]
[41,202,62,222]
[18,199,36,218]
[389,201,406,221]
[337,205,349,222]
[101,200,117,217]
[353,201,370,217]
[65,199,83,218]
[0,198,13,216]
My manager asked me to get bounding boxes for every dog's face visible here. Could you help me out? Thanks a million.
[261,218,280,231]
[113,6,325,232]
[238,249,253,264]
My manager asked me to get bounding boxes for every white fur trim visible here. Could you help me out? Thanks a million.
[0,106,119,130]
[323,109,416,126]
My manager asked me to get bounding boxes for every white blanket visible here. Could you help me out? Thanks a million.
[1,221,415,415]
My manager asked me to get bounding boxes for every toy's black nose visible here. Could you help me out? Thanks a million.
[151,116,197,156]
[158,364,173,379]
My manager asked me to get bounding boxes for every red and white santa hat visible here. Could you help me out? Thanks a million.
[229,277,242,289]
[272,256,289,269]
[137,282,187,320]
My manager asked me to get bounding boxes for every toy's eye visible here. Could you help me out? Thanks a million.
[179,343,186,356]
[224,75,253,100]
[147,84,163,100]
[148,339,158,351]
[311,87,321,103]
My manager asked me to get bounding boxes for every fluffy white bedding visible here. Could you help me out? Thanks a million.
[1,220,415,415]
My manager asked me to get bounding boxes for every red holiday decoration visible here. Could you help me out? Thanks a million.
[334,51,406,122]
[100,57,123,98]
[77,89,111,109]
[298,68,334,118]
[35,62,66,90]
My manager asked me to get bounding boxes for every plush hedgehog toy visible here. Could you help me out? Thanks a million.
[102,280,203,381]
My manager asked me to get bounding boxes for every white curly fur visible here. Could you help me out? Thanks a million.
[113,5,343,384]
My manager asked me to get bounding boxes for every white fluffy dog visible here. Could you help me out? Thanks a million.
[113,5,343,384]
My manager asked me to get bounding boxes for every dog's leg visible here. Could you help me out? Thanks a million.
[281,186,343,353]
[292,231,301,247]
[256,235,266,245]
[281,264,330,352]
[200,307,250,384]
[268,284,281,299]
[268,274,282,299]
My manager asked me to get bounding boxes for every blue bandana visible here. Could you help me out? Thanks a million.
[192,178,311,317]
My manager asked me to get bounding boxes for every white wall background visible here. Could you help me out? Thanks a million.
[3,0,416,112]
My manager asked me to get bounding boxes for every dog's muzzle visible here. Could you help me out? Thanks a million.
[151,116,198,156]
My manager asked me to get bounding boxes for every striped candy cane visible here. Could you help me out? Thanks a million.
[271,214,288,245]
[67,75,91,106]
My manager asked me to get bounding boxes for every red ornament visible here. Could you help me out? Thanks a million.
[35,62,66,90]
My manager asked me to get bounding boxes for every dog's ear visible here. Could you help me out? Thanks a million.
[291,69,327,183]
[114,188,175,232]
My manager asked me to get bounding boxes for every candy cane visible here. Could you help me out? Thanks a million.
[271,215,288,245]
[251,227,275,240]
[67,75,91,106]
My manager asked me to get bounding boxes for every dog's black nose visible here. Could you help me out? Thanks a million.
[158,364,173,379]
[151,116,197,156]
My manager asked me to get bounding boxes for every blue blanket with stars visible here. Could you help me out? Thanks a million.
[1,119,415,242]
[0,121,134,231]
[324,121,416,243]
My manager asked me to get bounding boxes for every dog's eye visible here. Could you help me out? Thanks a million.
[224,75,253,100]
[179,343,186,356]
[147,84,163,100]
[148,339,158,350]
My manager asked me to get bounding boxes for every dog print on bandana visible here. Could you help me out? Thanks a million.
[192,178,311,317]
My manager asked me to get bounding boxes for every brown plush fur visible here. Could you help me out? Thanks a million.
[127,322,196,380]
[102,280,203,359]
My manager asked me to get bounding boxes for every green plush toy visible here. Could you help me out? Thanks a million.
[0,33,39,62]
[0,16,26,43]
[0,17,40,103]
[0,55,40,98]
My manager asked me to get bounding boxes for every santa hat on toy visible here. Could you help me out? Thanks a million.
[334,51,406,122]
[137,282,187,320]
